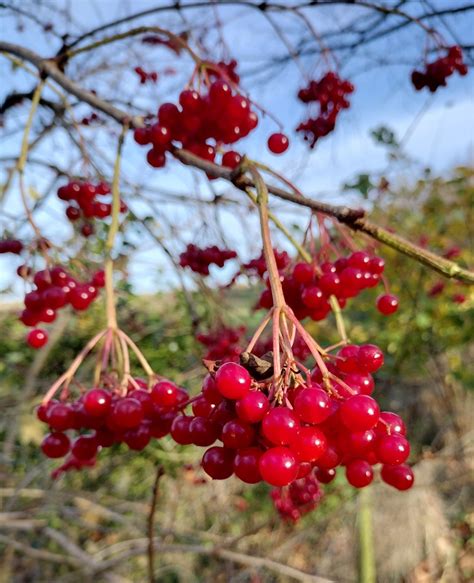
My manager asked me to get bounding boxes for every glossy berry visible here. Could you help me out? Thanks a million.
[259,446,298,486]
[46,403,74,431]
[189,416,220,446]
[109,398,144,429]
[345,459,373,488]
[221,419,255,448]
[290,427,327,462]
[215,362,251,399]
[376,434,410,465]
[27,328,48,349]
[72,435,99,460]
[235,391,269,423]
[41,432,70,458]
[262,407,299,445]
[83,388,112,417]
[376,294,399,315]
[294,386,331,424]
[267,132,289,154]
[381,464,414,490]
[340,395,380,432]
[201,446,235,480]
[151,381,182,409]
[233,447,262,484]
[170,415,193,445]
[357,344,384,373]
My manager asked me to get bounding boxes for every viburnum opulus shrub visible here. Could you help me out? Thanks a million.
[1,9,471,527]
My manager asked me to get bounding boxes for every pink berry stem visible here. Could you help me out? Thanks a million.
[244,308,274,354]
[42,329,108,404]
[118,330,155,381]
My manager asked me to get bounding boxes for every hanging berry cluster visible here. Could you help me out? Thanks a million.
[39,378,189,476]
[256,250,398,321]
[411,46,467,92]
[20,265,105,348]
[57,180,127,237]
[196,325,246,361]
[179,244,237,275]
[296,72,354,148]
[271,473,322,522]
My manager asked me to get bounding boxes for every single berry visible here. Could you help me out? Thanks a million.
[27,328,48,349]
[259,446,298,486]
[268,132,289,154]
[215,362,251,399]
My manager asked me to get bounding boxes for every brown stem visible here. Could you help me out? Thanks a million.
[147,465,165,583]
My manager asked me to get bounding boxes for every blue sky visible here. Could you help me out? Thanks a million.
[1,0,473,297]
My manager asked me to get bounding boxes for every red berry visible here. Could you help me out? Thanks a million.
[340,395,380,432]
[215,362,251,399]
[381,464,414,490]
[221,419,255,448]
[170,415,193,445]
[345,459,373,488]
[336,345,360,373]
[293,262,314,284]
[109,398,144,429]
[46,403,74,431]
[201,446,235,480]
[124,424,152,450]
[294,386,331,424]
[290,427,327,462]
[358,344,384,373]
[222,150,242,169]
[262,407,299,445]
[268,132,289,154]
[41,432,70,458]
[189,416,220,446]
[83,388,112,417]
[72,435,99,460]
[376,434,410,465]
[259,446,298,486]
[235,391,269,423]
[27,328,48,348]
[376,411,406,436]
[376,294,399,315]
[233,447,262,484]
[151,381,182,409]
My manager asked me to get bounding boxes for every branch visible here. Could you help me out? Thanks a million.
[1,40,472,284]
[147,466,165,583]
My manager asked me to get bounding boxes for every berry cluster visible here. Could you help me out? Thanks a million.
[411,46,467,92]
[170,352,413,498]
[271,472,323,522]
[134,66,158,84]
[20,265,105,348]
[209,59,240,84]
[0,239,23,254]
[296,72,354,148]
[242,249,291,279]
[196,326,246,361]
[38,379,188,475]
[57,180,127,237]
[179,244,237,275]
[133,77,259,170]
[256,252,399,321]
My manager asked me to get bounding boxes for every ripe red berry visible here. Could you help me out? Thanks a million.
[290,427,327,462]
[294,386,331,424]
[259,446,298,486]
[221,419,255,448]
[201,446,235,480]
[235,391,269,423]
[215,362,251,399]
[233,447,262,484]
[151,381,182,409]
[27,328,48,349]
[376,411,406,436]
[189,416,220,446]
[376,434,410,465]
[268,132,289,154]
[124,424,152,450]
[337,345,360,373]
[345,459,373,488]
[357,344,384,373]
[340,395,380,431]
[72,435,99,460]
[376,294,399,315]
[41,432,70,458]
[262,407,299,445]
[46,403,75,431]
[170,415,193,445]
[381,464,414,490]
[222,150,242,169]
[109,398,144,429]
[83,388,112,417]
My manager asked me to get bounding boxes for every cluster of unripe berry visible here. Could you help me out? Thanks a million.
[167,350,413,496]
[195,325,246,361]
[271,472,322,522]
[20,265,105,348]
[38,378,189,475]
[256,251,399,320]
[0,238,24,254]
[296,72,354,148]
[134,66,158,84]
[411,46,467,92]
[179,244,237,275]
[57,180,127,237]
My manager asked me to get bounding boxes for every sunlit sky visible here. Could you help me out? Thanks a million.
[1,1,473,297]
